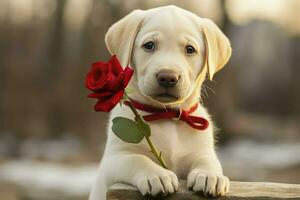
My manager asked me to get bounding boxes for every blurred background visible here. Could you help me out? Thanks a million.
[0,0,299,199]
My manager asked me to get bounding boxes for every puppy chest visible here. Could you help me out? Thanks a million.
[148,121,211,167]
[149,121,179,155]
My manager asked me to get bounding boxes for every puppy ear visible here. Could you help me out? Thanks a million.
[105,10,145,67]
[201,18,232,80]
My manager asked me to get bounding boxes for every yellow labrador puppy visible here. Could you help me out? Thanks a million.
[90,5,231,200]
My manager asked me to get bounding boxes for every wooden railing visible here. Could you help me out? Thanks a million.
[107,180,300,199]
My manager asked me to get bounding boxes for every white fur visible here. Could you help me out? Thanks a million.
[89,5,231,200]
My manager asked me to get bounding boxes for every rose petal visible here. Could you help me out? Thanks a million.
[122,66,134,87]
[111,90,125,105]
[88,92,112,99]
[108,67,134,91]
[85,55,134,112]
[110,55,123,75]
[94,90,124,112]
[85,73,107,91]
[109,72,125,91]
[85,62,110,91]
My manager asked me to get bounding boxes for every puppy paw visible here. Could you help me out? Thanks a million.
[187,170,229,197]
[136,169,178,197]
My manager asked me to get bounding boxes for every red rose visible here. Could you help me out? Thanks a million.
[85,55,134,112]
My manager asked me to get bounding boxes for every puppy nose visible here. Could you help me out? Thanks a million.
[156,70,179,88]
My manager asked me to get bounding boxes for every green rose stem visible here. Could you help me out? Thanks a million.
[124,93,168,169]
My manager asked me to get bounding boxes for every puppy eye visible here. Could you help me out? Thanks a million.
[143,41,155,51]
[186,45,196,55]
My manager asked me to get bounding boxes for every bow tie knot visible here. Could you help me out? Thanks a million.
[124,100,209,131]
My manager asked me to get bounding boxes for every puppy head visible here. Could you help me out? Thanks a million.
[105,6,231,105]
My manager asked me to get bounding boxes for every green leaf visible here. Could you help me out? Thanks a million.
[112,117,144,143]
[136,117,151,137]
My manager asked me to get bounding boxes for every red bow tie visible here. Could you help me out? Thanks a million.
[124,99,209,130]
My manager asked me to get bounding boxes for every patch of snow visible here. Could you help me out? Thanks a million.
[219,140,300,169]
[0,160,98,196]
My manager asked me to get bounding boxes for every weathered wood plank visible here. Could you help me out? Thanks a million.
[107,180,300,199]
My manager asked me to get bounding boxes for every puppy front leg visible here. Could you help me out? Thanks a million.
[101,153,178,197]
[187,155,229,197]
